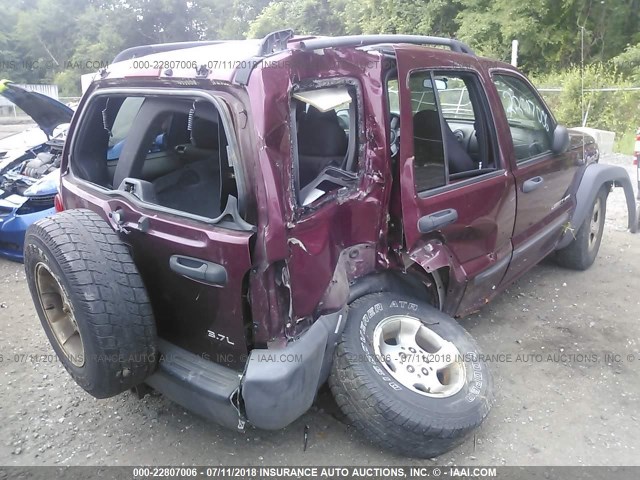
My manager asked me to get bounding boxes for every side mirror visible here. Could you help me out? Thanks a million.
[552,125,570,154]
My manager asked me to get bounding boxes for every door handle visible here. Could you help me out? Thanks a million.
[169,255,227,287]
[418,208,458,233]
[522,176,544,193]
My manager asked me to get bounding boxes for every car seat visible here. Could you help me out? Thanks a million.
[296,106,348,187]
[413,109,476,174]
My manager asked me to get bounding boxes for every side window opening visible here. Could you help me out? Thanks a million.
[72,94,241,223]
[492,74,554,162]
[291,83,359,206]
[388,70,496,194]
[408,71,447,191]
[435,74,495,178]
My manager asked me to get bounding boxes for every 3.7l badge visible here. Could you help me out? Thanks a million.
[207,330,235,345]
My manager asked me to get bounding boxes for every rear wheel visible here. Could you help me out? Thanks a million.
[24,209,157,398]
[329,292,492,458]
[556,188,607,270]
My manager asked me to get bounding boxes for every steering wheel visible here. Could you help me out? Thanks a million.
[390,113,401,157]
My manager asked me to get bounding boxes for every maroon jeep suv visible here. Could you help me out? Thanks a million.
[23,30,638,458]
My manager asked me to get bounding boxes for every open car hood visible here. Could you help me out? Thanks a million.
[0,80,73,137]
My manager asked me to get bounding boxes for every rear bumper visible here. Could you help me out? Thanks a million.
[145,308,346,430]
[145,339,244,430]
[0,206,56,262]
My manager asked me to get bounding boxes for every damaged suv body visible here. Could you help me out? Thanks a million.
[24,31,638,457]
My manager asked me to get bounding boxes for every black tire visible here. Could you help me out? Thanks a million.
[24,209,157,398]
[555,188,607,270]
[329,292,492,458]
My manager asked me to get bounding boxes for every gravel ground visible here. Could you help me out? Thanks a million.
[0,121,34,137]
[0,145,638,467]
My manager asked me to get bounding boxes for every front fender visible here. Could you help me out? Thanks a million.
[557,164,638,250]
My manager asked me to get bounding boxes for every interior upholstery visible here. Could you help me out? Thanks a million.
[191,117,219,150]
[175,116,220,164]
[165,112,191,147]
[152,112,222,218]
[297,107,348,187]
[153,159,221,218]
[413,109,476,174]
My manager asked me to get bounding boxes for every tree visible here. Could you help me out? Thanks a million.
[203,0,273,39]
[612,42,640,81]
[339,0,461,36]
[248,0,346,38]
[456,0,640,72]
[0,0,638,93]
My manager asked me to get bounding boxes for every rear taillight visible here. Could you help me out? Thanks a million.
[54,193,64,212]
[634,129,640,166]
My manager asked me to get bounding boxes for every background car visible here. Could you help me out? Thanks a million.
[0,81,73,261]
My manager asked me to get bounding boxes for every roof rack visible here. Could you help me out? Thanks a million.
[110,30,474,84]
[233,31,474,85]
[233,29,295,85]
[256,29,294,56]
[112,40,223,63]
[297,35,475,55]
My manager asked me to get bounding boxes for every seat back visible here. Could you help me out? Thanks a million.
[413,109,475,174]
[297,107,348,187]
[175,104,220,163]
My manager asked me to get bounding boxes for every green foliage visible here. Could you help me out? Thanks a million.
[248,0,345,38]
[533,65,640,154]
[612,43,640,81]
[338,0,461,36]
[0,0,637,108]
[54,69,82,97]
[456,0,640,72]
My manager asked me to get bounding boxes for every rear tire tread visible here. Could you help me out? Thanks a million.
[25,209,157,398]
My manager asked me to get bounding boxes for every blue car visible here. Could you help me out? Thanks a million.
[0,81,73,261]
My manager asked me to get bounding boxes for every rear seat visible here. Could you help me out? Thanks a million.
[153,116,221,218]
[175,116,219,163]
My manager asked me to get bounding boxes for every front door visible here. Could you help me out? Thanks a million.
[394,46,516,315]
[489,72,579,286]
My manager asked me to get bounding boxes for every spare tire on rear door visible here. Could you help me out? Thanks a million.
[24,209,157,398]
[329,292,492,458]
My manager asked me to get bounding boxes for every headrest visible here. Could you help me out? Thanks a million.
[190,117,218,150]
[413,109,442,140]
[165,112,190,146]
[189,101,220,149]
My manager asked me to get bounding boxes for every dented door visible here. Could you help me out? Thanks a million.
[394,45,517,315]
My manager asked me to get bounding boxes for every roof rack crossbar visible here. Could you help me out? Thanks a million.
[297,35,475,55]
[112,41,223,63]
[233,29,295,86]
[257,29,295,56]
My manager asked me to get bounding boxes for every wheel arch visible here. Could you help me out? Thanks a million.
[347,269,442,308]
[557,163,638,250]
[401,240,468,316]
[347,255,459,315]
